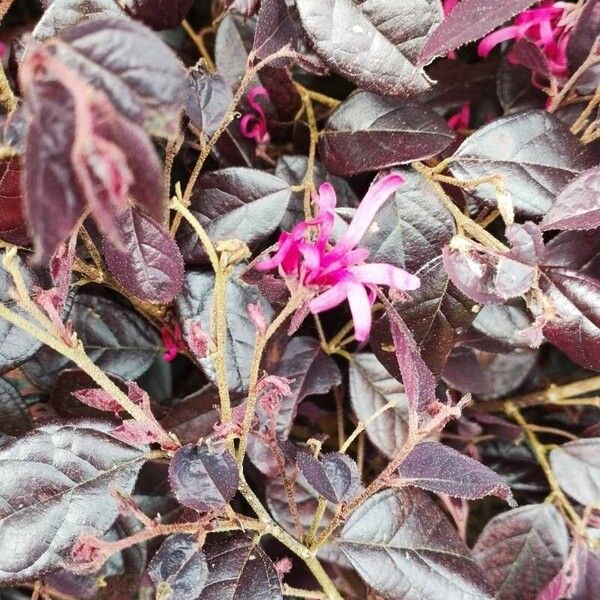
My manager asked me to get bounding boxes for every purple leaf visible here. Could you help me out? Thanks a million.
[22,292,160,389]
[385,300,437,416]
[444,345,537,399]
[366,168,474,378]
[0,157,23,233]
[508,38,552,80]
[123,0,194,30]
[473,504,569,600]
[449,111,598,219]
[337,488,495,599]
[418,0,538,65]
[539,267,600,371]
[349,353,409,459]
[0,251,48,374]
[398,441,515,504]
[0,421,146,584]
[32,0,125,42]
[185,68,234,137]
[176,269,274,391]
[176,168,290,266]
[567,0,600,72]
[53,16,186,137]
[103,207,184,304]
[297,451,360,504]
[253,0,295,64]
[296,0,442,97]
[541,166,600,231]
[168,443,239,512]
[319,92,454,176]
[0,377,31,437]
[199,533,282,600]
[144,535,208,600]
[549,438,600,505]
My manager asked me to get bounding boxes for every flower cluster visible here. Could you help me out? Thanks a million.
[478,1,575,78]
[257,174,420,341]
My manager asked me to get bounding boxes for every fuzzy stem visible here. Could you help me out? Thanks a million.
[237,294,304,464]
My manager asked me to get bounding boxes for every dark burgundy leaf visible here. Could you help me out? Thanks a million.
[199,533,282,600]
[144,534,208,600]
[418,0,538,65]
[215,13,300,121]
[0,377,31,436]
[296,0,442,97]
[567,0,600,72]
[253,0,295,63]
[0,251,48,375]
[398,441,514,504]
[177,168,289,266]
[496,60,547,114]
[444,345,537,399]
[508,38,551,80]
[541,166,600,231]
[473,504,569,600]
[549,438,600,505]
[50,369,126,419]
[449,111,598,219]
[52,16,185,136]
[176,269,273,391]
[367,169,474,378]
[248,336,341,475]
[185,68,234,137]
[386,300,437,416]
[160,386,221,446]
[319,92,454,176]
[349,353,409,459]
[0,421,146,584]
[0,158,23,233]
[168,443,238,512]
[22,292,160,389]
[539,266,600,371]
[32,0,125,41]
[297,452,360,504]
[103,207,184,304]
[542,229,600,280]
[123,0,194,30]
[442,238,537,305]
[21,49,165,262]
[336,488,495,599]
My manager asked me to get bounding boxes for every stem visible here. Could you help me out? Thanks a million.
[283,585,327,599]
[548,39,600,113]
[305,498,328,547]
[505,403,581,526]
[339,399,397,453]
[0,63,16,113]
[237,295,303,464]
[412,162,508,252]
[182,19,216,71]
[476,376,600,412]
[0,302,148,423]
[297,86,319,219]
[238,477,342,600]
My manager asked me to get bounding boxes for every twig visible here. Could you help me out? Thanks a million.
[182,19,216,71]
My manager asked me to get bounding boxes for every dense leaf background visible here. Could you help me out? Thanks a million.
[0,0,598,598]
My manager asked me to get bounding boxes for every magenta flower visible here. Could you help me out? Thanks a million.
[478,1,574,78]
[160,322,185,362]
[240,86,270,145]
[447,102,471,131]
[256,174,420,341]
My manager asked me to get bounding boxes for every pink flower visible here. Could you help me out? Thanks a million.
[160,322,185,362]
[240,86,270,145]
[478,1,575,78]
[256,174,420,341]
[447,102,471,131]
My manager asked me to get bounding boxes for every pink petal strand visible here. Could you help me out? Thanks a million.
[345,281,372,342]
[350,263,421,290]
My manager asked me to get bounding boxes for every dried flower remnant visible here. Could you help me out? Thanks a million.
[257,174,420,341]
[478,1,575,78]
